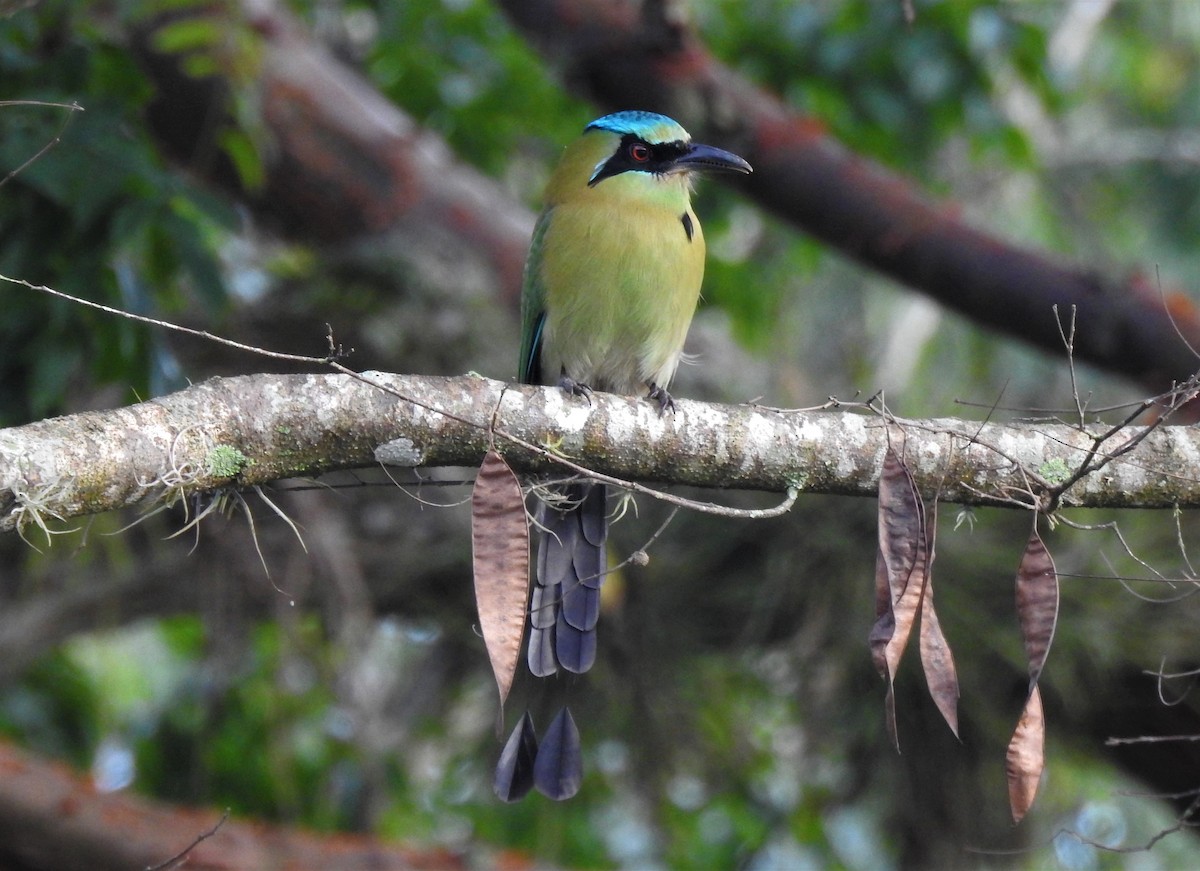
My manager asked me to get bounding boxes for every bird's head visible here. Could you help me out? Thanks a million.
[583,110,752,187]
[544,110,751,205]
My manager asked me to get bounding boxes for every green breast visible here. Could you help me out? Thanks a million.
[536,186,706,394]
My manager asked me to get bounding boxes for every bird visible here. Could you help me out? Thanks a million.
[494,110,752,802]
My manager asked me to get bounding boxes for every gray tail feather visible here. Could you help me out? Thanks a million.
[497,482,605,801]
[494,706,582,802]
[527,482,607,676]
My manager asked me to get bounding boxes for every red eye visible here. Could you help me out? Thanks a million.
[629,143,651,162]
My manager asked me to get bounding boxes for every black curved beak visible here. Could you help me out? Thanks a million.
[672,142,753,175]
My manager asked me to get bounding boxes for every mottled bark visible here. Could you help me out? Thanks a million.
[2,371,1198,536]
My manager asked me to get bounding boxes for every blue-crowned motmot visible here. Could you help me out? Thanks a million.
[495,110,752,801]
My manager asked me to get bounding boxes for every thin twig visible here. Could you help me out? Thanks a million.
[144,809,229,871]
[1052,303,1088,427]
[0,100,83,190]
[1,273,338,366]
[1156,263,1200,361]
[495,426,799,520]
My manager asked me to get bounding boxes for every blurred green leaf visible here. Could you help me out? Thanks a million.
[0,5,237,422]
[150,17,223,55]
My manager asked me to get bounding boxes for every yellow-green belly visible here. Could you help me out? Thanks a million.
[538,198,705,395]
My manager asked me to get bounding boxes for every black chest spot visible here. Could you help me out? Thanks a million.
[681,212,694,242]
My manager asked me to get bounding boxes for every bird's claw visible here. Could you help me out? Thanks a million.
[558,371,594,404]
[646,382,675,415]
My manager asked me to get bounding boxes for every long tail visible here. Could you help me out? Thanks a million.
[494,482,607,802]
[529,482,607,675]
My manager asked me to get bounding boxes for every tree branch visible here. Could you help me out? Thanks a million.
[2,372,1199,535]
[494,0,1200,392]
[122,1,1200,394]
[134,2,532,307]
[0,739,467,871]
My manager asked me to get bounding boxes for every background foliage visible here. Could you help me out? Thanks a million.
[4,0,1200,868]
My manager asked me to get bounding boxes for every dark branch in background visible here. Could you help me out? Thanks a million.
[132,4,533,307]
[494,0,1200,393]
[0,740,464,871]
[127,2,1200,390]
[9,4,1195,858]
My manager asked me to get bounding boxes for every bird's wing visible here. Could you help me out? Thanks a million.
[519,209,554,385]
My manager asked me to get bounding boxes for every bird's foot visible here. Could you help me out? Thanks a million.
[557,370,594,404]
[646,382,675,415]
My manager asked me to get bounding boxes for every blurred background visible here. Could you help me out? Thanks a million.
[4,0,1200,868]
